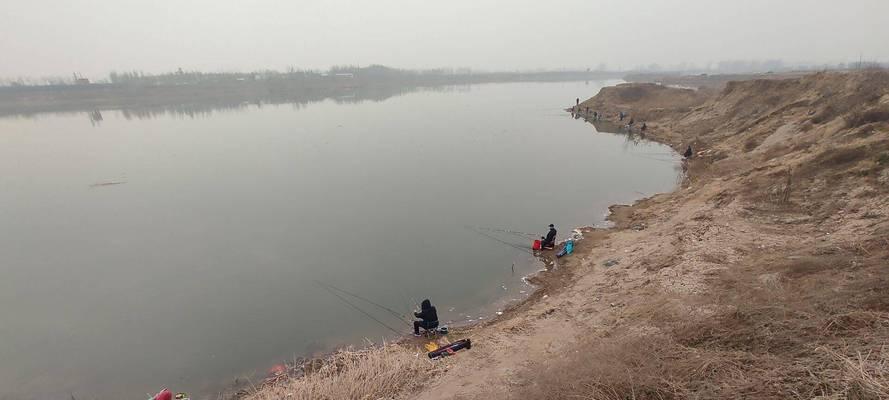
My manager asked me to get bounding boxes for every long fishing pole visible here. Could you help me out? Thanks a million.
[473,226,537,240]
[626,153,677,163]
[463,225,535,255]
[632,152,676,156]
[316,283,404,335]
[315,280,412,325]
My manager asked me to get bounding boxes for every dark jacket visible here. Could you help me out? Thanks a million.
[414,299,438,323]
[543,227,557,245]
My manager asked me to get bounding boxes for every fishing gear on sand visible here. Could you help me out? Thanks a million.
[427,339,472,359]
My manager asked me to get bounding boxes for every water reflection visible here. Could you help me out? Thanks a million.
[0,83,473,123]
[569,111,650,145]
[88,109,104,126]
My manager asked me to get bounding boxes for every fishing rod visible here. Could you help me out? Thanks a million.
[463,225,535,255]
[631,152,676,156]
[473,226,537,240]
[626,153,678,163]
[315,280,412,325]
[316,282,404,335]
[469,227,536,255]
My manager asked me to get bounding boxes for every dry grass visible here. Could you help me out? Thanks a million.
[245,344,437,400]
[817,146,870,166]
[811,105,839,124]
[518,333,701,400]
[823,347,889,399]
[519,259,889,399]
[846,107,889,129]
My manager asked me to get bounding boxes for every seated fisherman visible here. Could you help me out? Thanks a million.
[540,224,557,250]
[413,299,439,336]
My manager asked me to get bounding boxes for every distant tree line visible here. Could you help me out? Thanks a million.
[1,65,612,88]
[3,61,887,88]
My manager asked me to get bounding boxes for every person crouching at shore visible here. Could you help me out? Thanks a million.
[413,299,439,336]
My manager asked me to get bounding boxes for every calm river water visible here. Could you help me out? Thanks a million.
[0,81,680,399]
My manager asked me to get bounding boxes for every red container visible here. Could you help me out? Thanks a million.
[152,389,172,400]
[532,240,542,250]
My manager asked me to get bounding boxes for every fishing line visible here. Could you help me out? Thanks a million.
[315,280,412,325]
[626,153,678,163]
[463,225,535,255]
[396,285,412,315]
[316,283,404,335]
[473,226,537,239]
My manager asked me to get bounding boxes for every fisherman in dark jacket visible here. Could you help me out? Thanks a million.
[541,224,557,250]
[413,299,439,336]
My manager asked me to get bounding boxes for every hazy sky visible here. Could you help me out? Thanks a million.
[2,0,888,78]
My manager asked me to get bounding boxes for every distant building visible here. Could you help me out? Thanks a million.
[73,73,90,85]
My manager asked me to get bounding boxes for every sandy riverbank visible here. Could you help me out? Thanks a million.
[244,70,889,399]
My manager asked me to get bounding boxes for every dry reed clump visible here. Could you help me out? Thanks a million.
[811,105,840,124]
[246,344,437,400]
[816,146,870,167]
[845,107,889,129]
[743,135,761,152]
[822,346,889,399]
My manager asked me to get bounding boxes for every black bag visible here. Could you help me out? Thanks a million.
[427,339,472,359]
